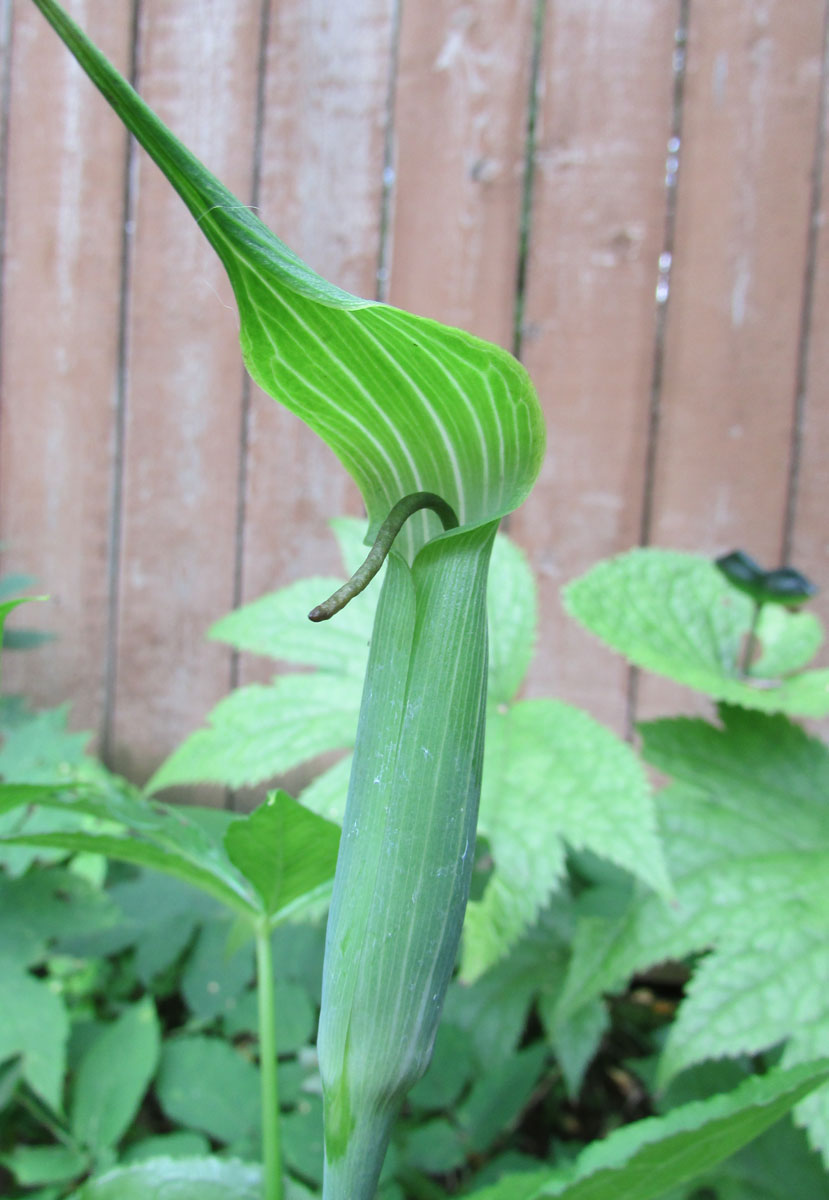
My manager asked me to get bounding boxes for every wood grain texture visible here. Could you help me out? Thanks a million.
[108,0,263,782]
[2,0,828,774]
[388,0,535,349]
[0,1,131,735]
[788,15,829,679]
[510,0,678,731]
[637,0,827,723]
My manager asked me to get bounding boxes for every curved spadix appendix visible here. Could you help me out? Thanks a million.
[31,0,545,561]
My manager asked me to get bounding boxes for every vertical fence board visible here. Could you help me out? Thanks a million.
[235,0,392,635]
[790,25,829,674]
[388,0,535,349]
[637,0,827,722]
[108,1,263,783]
[0,2,131,736]
[511,0,678,730]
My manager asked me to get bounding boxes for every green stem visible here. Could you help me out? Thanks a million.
[308,491,458,621]
[740,600,763,675]
[256,921,283,1200]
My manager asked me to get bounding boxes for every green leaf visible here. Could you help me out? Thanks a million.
[0,866,120,967]
[282,1094,325,1188]
[180,917,254,1021]
[147,676,362,793]
[457,1043,547,1153]
[1,830,258,920]
[558,708,829,1158]
[402,1118,467,1173]
[564,549,829,716]
[70,999,160,1152]
[465,1062,829,1199]
[156,1037,260,1144]
[0,704,91,784]
[120,1133,211,1164]
[68,1157,264,1200]
[0,961,68,1109]
[209,574,374,675]
[2,1145,89,1187]
[463,699,669,981]
[486,534,537,706]
[224,790,340,919]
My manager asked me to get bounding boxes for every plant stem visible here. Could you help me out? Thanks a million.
[740,600,762,675]
[256,920,283,1200]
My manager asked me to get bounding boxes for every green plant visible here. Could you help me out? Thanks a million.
[4,541,829,1197]
[15,2,829,1197]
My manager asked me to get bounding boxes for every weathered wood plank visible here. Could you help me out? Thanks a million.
[0,2,131,737]
[637,0,827,722]
[108,0,263,783]
[387,0,535,350]
[510,0,678,730]
[788,17,829,681]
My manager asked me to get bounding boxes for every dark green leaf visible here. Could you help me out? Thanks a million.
[224,790,340,919]
[70,999,160,1152]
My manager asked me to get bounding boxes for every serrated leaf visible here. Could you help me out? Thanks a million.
[465,1062,829,1200]
[564,549,829,716]
[558,708,829,1159]
[71,999,160,1152]
[209,575,374,674]
[0,705,91,784]
[67,1156,264,1200]
[462,700,669,981]
[147,675,362,793]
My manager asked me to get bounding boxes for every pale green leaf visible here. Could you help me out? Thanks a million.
[564,549,829,716]
[71,999,161,1152]
[466,1062,829,1199]
[67,1157,264,1200]
[462,700,669,981]
[147,676,362,793]
[209,575,374,675]
[224,790,340,918]
[487,533,537,705]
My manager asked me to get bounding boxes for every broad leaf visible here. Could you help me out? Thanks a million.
[224,790,340,919]
[147,675,362,793]
[71,999,161,1152]
[68,1157,266,1200]
[564,549,829,716]
[464,1062,829,1200]
[463,699,670,981]
[0,960,68,1110]
[557,707,829,1160]
[156,1037,260,1144]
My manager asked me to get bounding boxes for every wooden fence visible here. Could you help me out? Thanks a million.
[1,0,828,786]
